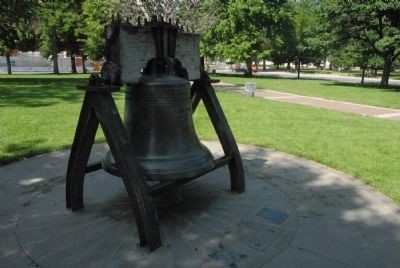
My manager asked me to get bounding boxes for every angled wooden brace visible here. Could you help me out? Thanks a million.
[191,72,245,193]
[66,87,161,251]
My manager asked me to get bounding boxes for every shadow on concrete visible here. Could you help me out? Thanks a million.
[1,142,399,266]
[239,146,400,267]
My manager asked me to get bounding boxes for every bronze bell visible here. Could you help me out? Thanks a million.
[102,58,214,181]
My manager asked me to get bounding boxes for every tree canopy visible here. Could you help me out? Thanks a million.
[201,0,289,75]
[323,0,400,87]
[0,0,37,74]
[1,0,400,86]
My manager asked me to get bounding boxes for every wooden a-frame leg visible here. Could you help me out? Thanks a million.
[91,93,161,251]
[66,92,99,210]
[191,84,202,113]
[192,72,245,193]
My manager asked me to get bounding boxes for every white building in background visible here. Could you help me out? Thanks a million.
[0,50,97,73]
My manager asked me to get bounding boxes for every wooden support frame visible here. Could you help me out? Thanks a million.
[66,86,161,251]
[66,72,244,251]
[191,72,245,193]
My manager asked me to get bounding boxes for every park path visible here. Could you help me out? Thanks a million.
[214,82,400,121]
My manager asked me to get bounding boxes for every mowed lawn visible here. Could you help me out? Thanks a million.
[1,74,400,204]
[215,75,400,109]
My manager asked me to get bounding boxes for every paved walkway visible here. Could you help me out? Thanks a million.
[1,141,400,267]
[216,69,400,87]
[215,83,400,121]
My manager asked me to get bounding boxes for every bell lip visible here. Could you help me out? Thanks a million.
[101,151,215,181]
[144,160,215,181]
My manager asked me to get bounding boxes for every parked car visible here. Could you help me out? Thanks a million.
[231,63,258,73]
[232,64,246,72]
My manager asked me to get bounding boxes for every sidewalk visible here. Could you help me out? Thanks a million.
[215,83,400,121]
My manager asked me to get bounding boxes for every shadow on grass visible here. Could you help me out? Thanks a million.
[0,75,124,107]
[0,86,83,107]
[0,138,54,165]
[5,138,48,154]
[213,73,400,91]
[322,81,400,92]
[0,76,86,107]
[213,73,334,82]
[0,138,107,166]
[0,75,88,85]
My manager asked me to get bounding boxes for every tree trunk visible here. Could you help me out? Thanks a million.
[51,28,60,74]
[82,53,87,74]
[361,67,365,86]
[286,62,290,70]
[296,60,301,79]
[5,53,12,74]
[71,56,77,74]
[276,63,279,70]
[245,59,252,77]
[380,53,393,87]
[262,59,266,71]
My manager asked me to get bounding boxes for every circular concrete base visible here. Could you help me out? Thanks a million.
[16,166,296,267]
[3,141,400,268]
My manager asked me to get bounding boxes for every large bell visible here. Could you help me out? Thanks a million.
[102,70,214,181]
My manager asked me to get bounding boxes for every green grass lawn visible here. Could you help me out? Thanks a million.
[288,68,400,79]
[1,74,400,204]
[0,74,117,163]
[215,75,400,109]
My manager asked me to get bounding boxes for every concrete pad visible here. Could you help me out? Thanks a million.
[262,246,353,268]
[1,141,400,267]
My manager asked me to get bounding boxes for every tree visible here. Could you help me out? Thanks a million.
[268,1,297,69]
[37,1,65,74]
[175,0,215,31]
[38,0,87,74]
[206,0,285,75]
[190,0,229,59]
[331,41,381,85]
[60,1,86,73]
[80,0,117,61]
[0,0,37,74]
[199,1,300,75]
[80,0,203,61]
[323,1,400,87]
[292,0,326,78]
[116,0,202,21]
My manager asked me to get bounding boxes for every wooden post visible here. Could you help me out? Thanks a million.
[66,92,99,209]
[66,86,161,251]
[91,93,161,250]
[191,72,245,193]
